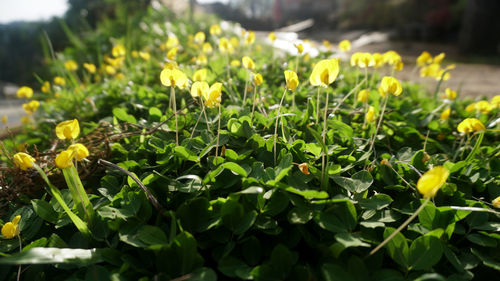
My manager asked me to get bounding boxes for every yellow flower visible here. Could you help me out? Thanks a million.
[166,36,179,49]
[53,76,66,86]
[338,40,351,52]
[309,58,340,87]
[242,56,256,70]
[230,59,241,67]
[20,116,31,124]
[284,70,299,92]
[56,119,80,140]
[457,118,485,134]
[298,163,310,175]
[219,38,233,54]
[67,143,89,161]
[350,52,361,67]
[417,51,433,66]
[1,215,21,239]
[82,63,96,74]
[294,43,304,54]
[393,60,404,71]
[365,106,375,122]
[378,76,402,97]
[209,24,221,35]
[444,88,457,100]
[41,81,51,93]
[1,115,7,124]
[230,37,240,48]
[167,47,178,60]
[22,100,40,115]
[268,32,276,42]
[16,86,33,99]
[492,196,500,209]
[490,95,500,108]
[194,31,206,44]
[383,51,402,66]
[357,89,370,103]
[202,42,213,54]
[465,102,476,113]
[55,149,75,169]
[440,108,451,121]
[253,73,263,86]
[13,152,35,170]
[195,55,208,65]
[139,51,151,61]
[131,50,139,58]
[112,44,126,58]
[475,101,492,114]
[190,81,209,98]
[193,69,208,81]
[372,53,384,68]
[203,82,223,108]
[356,52,375,68]
[64,60,78,71]
[244,31,255,45]
[417,166,449,199]
[433,52,445,64]
[160,68,188,89]
[105,65,116,75]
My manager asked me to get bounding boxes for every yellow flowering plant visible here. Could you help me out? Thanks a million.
[1,215,21,239]
[56,119,80,140]
[160,68,188,146]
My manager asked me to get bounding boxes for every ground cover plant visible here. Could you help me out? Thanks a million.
[1,5,500,281]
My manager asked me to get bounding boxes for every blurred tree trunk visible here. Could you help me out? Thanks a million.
[459,0,500,54]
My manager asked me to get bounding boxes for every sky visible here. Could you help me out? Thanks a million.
[0,0,68,24]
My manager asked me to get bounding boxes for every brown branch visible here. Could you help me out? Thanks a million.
[97,159,163,212]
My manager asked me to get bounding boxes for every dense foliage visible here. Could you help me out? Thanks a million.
[1,5,499,281]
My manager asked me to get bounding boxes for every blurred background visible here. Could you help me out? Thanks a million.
[1,0,499,128]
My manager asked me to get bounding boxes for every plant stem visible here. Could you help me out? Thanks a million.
[17,235,22,281]
[321,87,329,188]
[369,198,430,256]
[368,95,389,155]
[171,87,178,146]
[251,84,258,118]
[216,104,222,158]
[274,88,288,165]
[242,72,249,105]
[316,87,321,124]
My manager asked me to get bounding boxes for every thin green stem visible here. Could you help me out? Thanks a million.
[316,87,321,124]
[368,95,389,155]
[369,198,430,256]
[274,88,288,165]
[171,87,178,146]
[17,235,21,281]
[243,72,249,105]
[321,87,329,188]
[251,84,258,118]
[216,104,222,157]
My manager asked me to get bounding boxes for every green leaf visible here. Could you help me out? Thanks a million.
[288,207,314,224]
[314,201,357,233]
[470,248,500,271]
[112,107,137,124]
[466,234,497,247]
[383,227,409,268]
[0,248,104,265]
[175,146,199,162]
[408,234,443,270]
[137,225,168,246]
[284,186,329,200]
[322,263,356,281]
[358,194,393,210]
[332,170,373,193]
[31,199,58,224]
[218,256,253,279]
[334,233,370,248]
